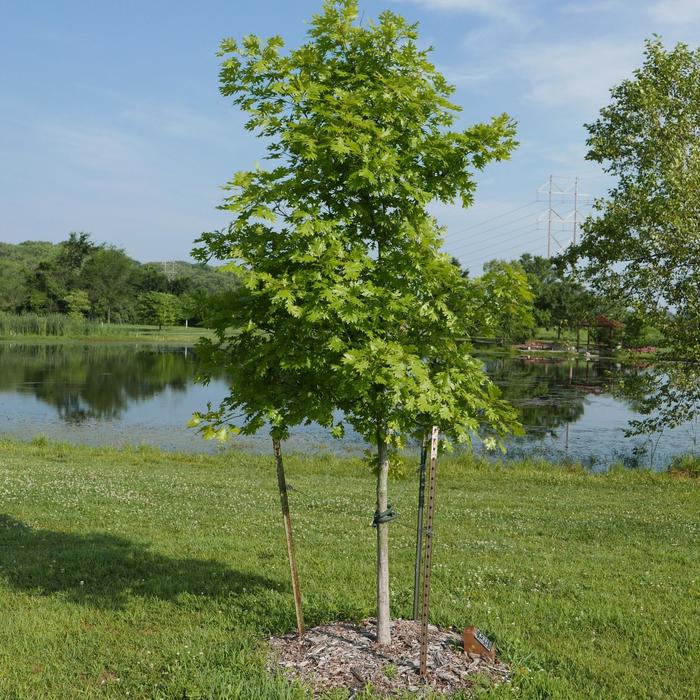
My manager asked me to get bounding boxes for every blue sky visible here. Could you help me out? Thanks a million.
[2,0,700,271]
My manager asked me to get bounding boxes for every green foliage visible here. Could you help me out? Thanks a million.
[571,38,700,432]
[195,0,521,448]
[81,247,139,322]
[0,242,55,312]
[62,290,90,319]
[137,292,181,329]
[0,236,238,325]
[666,453,700,478]
[516,254,602,338]
[471,261,535,342]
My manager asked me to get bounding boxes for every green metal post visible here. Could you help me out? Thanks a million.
[412,434,428,620]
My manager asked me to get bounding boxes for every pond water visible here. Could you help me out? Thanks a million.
[0,342,697,469]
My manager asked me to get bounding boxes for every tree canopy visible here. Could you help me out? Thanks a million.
[571,38,700,432]
[0,235,238,325]
[194,0,527,645]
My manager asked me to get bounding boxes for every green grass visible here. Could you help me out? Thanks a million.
[0,440,698,699]
[0,321,212,346]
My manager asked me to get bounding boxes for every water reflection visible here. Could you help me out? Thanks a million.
[485,354,638,437]
[0,344,202,424]
[0,343,695,466]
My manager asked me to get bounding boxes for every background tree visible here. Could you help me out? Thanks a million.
[571,38,700,432]
[194,0,523,645]
[134,264,172,295]
[473,260,535,342]
[137,292,181,329]
[82,246,140,323]
[0,237,237,324]
[62,290,90,319]
[0,242,53,312]
[448,257,534,342]
[516,254,601,340]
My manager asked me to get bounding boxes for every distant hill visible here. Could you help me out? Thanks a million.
[0,237,238,322]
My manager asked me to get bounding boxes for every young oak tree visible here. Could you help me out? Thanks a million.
[194,0,524,645]
[570,38,700,434]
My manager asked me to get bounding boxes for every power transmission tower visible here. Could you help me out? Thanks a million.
[537,176,591,258]
[162,261,176,281]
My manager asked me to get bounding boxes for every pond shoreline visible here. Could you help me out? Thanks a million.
[0,325,212,346]
[1,341,697,470]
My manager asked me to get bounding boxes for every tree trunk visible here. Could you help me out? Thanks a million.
[376,433,391,646]
[272,437,305,636]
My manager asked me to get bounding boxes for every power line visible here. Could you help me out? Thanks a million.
[443,209,542,241]
[450,217,543,247]
[442,201,540,239]
[446,221,542,257]
[441,178,594,265]
[459,228,542,259]
[445,200,539,233]
[444,201,592,257]
[447,226,542,261]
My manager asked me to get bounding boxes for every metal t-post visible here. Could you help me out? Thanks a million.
[419,426,440,678]
[412,434,428,621]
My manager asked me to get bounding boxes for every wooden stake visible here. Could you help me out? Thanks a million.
[419,426,440,678]
[412,434,428,621]
[375,435,391,646]
[272,437,305,636]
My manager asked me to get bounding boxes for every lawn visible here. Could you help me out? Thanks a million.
[0,439,698,698]
[0,324,212,346]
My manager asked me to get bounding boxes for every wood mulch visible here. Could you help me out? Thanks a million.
[268,618,509,697]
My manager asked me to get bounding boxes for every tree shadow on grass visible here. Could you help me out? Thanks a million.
[0,514,283,612]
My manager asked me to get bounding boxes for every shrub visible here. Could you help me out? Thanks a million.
[666,454,700,478]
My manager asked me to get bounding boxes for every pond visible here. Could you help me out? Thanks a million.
[0,342,697,469]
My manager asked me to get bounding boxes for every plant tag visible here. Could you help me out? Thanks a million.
[463,626,496,661]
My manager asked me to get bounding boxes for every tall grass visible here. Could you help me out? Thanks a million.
[0,312,126,337]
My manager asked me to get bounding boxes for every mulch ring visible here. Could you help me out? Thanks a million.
[268,618,509,697]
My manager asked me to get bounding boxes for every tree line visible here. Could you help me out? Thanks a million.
[0,233,658,345]
[451,253,659,349]
[0,233,238,326]
[495,253,660,348]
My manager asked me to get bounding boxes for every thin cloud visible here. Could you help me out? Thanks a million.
[561,1,626,15]
[512,38,640,111]
[648,0,700,25]
[438,64,494,85]
[392,0,523,24]
[119,102,244,142]
[39,123,150,178]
